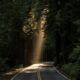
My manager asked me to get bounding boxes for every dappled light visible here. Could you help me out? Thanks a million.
[22,3,48,65]
[32,12,47,64]
[22,62,54,72]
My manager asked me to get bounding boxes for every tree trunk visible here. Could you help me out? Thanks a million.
[55,29,61,65]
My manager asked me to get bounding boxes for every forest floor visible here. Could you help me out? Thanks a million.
[0,67,23,80]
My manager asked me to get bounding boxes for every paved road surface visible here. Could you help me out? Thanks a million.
[11,63,69,80]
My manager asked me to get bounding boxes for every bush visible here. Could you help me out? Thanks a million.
[62,63,80,80]
[70,64,80,80]
[61,63,73,75]
[69,46,80,63]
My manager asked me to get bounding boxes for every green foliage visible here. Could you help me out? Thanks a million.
[0,0,33,69]
[61,46,80,79]
[45,1,80,79]
[61,63,73,75]
[62,63,80,80]
[69,46,80,63]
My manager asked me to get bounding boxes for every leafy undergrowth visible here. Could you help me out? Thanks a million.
[0,67,23,80]
[61,63,80,80]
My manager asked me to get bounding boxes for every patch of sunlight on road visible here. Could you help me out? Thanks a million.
[5,62,54,75]
[21,62,54,73]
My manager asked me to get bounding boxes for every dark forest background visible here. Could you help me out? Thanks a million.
[0,0,80,80]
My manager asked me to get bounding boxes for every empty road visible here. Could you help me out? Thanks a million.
[11,63,69,80]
